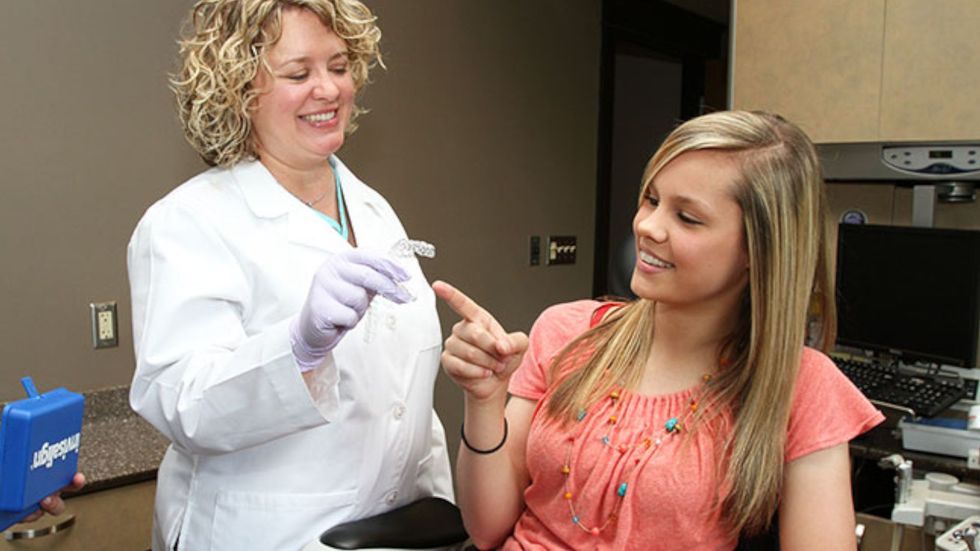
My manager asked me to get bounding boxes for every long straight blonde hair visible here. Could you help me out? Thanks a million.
[546,110,836,537]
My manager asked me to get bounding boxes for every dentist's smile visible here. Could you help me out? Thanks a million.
[300,110,337,126]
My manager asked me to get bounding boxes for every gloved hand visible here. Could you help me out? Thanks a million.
[291,249,413,370]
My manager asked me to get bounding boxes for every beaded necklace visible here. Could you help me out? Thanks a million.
[560,373,712,536]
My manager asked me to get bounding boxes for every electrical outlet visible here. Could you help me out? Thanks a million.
[90,301,118,349]
[546,236,577,265]
[97,311,113,339]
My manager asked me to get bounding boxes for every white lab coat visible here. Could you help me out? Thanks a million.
[128,158,453,551]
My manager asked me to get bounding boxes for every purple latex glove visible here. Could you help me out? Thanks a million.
[290,249,413,371]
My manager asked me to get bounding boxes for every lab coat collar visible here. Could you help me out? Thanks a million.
[230,156,386,252]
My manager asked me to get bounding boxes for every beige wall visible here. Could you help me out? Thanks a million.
[0,0,602,474]
[0,1,203,400]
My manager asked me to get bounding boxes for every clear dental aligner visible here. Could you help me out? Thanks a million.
[389,238,436,259]
[364,239,436,341]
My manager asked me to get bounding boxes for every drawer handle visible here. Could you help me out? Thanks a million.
[4,514,76,540]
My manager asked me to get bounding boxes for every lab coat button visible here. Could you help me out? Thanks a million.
[385,491,398,504]
[386,315,397,329]
[393,403,406,419]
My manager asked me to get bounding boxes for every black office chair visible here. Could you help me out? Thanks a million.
[302,497,470,551]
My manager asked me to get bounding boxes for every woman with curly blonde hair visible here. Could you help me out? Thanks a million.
[436,111,883,550]
[128,2,453,549]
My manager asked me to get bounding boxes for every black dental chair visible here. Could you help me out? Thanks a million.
[303,497,471,551]
[305,497,777,550]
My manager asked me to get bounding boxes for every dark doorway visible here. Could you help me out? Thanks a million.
[594,0,730,299]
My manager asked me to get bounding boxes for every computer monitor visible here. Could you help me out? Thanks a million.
[835,223,980,368]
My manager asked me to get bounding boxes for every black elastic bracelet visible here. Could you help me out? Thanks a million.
[461,419,508,455]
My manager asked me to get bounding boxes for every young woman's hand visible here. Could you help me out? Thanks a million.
[433,281,527,403]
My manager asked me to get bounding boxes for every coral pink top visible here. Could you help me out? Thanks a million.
[503,300,884,551]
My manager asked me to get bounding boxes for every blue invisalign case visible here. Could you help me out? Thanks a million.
[0,377,84,531]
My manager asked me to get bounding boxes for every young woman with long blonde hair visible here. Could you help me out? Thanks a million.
[435,110,883,550]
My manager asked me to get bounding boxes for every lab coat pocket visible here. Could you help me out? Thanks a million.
[417,342,442,381]
[210,488,357,551]
[415,452,436,496]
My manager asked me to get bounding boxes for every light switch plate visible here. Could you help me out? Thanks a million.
[546,236,576,265]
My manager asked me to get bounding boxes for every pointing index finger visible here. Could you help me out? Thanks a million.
[432,281,506,338]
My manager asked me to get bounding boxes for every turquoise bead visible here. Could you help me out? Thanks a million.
[617,482,628,497]
[576,409,587,421]
[665,417,679,432]
[572,516,580,524]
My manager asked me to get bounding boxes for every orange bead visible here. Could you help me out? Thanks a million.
[564,492,573,500]
[561,465,570,475]
[608,415,618,425]
[610,390,620,400]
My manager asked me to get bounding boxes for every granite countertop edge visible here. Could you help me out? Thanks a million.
[70,385,169,497]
